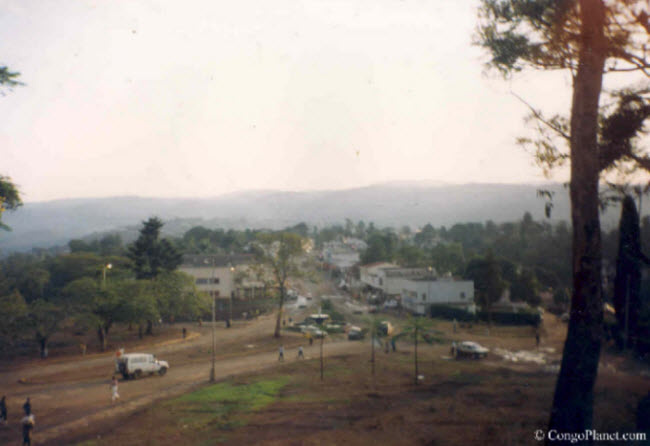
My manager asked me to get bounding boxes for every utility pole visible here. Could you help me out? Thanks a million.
[228,265,235,328]
[205,256,216,383]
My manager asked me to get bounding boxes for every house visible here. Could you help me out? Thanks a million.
[401,276,475,315]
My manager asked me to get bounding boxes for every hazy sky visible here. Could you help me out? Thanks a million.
[0,0,574,203]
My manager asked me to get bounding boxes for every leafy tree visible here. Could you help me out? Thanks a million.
[396,245,427,268]
[414,223,436,248]
[61,277,124,351]
[0,67,23,231]
[355,220,366,239]
[128,217,181,280]
[361,231,398,264]
[430,242,465,275]
[99,234,124,256]
[0,291,28,350]
[114,280,158,339]
[285,222,309,238]
[464,252,505,322]
[476,0,650,433]
[0,66,21,90]
[150,272,207,324]
[396,316,437,385]
[360,234,388,264]
[510,268,541,307]
[28,299,65,358]
[0,175,22,231]
[0,254,50,303]
[253,232,305,337]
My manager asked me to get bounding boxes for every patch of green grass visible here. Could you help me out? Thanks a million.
[171,377,289,431]
[177,377,288,409]
[283,392,350,404]
[449,371,484,385]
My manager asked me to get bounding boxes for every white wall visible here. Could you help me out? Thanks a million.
[401,279,474,314]
[178,265,235,299]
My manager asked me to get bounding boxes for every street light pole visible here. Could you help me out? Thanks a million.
[210,258,216,382]
[228,265,235,328]
[102,263,112,289]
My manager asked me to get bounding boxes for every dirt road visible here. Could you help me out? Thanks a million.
[0,313,366,446]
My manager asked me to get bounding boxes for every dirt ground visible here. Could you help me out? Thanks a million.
[60,317,648,446]
[0,283,648,445]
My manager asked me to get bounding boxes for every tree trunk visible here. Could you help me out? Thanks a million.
[138,324,143,339]
[274,287,285,338]
[414,327,419,385]
[548,0,607,437]
[38,336,47,359]
[371,334,375,378]
[320,334,324,381]
[97,326,107,352]
[146,319,153,336]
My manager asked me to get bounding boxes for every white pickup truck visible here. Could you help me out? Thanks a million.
[115,353,169,379]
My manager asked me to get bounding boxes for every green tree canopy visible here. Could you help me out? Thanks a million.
[254,232,305,337]
[464,252,506,315]
[0,175,22,231]
[128,217,182,280]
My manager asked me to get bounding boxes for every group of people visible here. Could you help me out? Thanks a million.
[278,345,304,361]
[0,396,35,445]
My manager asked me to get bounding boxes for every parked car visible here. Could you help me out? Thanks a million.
[347,326,364,340]
[455,341,489,359]
[115,353,169,379]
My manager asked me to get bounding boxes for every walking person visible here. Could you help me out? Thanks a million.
[110,376,120,403]
[297,346,304,359]
[278,345,284,361]
[21,411,35,446]
[23,398,31,416]
[0,395,6,425]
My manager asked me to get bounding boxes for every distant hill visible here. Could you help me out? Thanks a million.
[0,182,627,253]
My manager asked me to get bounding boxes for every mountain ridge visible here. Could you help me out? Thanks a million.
[0,182,619,254]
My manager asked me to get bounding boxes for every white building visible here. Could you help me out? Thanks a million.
[179,254,265,301]
[401,277,475,315]
[359,263,432,298]
[359,262,398,291]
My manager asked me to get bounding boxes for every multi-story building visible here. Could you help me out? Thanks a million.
[179,254,265,301]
